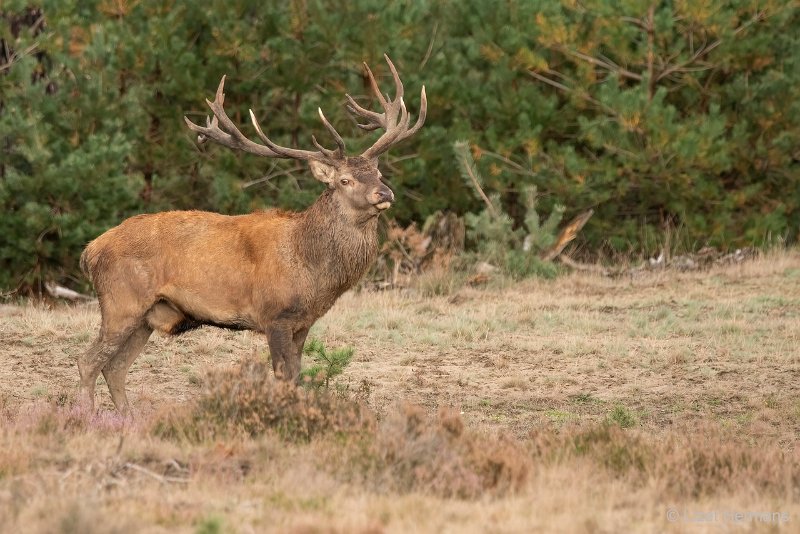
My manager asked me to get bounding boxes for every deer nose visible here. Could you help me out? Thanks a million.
[373,186,394,209]
[378,188,394,203]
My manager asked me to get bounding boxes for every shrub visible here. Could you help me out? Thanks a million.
[530,421,800,499]
[153,358,530,498]
[152,355,372,442]
[608,405,637,429]
[454,140,575,279]
[369,405,531,498]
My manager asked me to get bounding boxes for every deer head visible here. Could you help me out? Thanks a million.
[184,55,426,218]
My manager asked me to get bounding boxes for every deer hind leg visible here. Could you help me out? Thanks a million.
[78,324,138,413]
[101,324,153,415]
[78,339,112,412]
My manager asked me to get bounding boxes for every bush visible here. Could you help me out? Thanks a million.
[455,140,568,279]
[152,355,372,442]
[529,420,800,499]
[151,353,531,498]
[367,405,531,498]
[607,405,637,429]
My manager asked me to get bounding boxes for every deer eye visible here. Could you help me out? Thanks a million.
[340,178,350,185]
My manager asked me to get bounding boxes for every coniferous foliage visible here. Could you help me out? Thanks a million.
[456,140,563,278]
[1,1,798,292]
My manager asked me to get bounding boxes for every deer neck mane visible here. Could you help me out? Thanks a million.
[293,189,379,290]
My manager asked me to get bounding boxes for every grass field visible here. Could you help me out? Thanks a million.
[1,250,799,533]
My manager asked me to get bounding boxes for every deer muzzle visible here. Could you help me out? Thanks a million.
[374,187,394,210]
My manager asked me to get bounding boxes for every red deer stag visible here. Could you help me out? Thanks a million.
[79,55,426,414]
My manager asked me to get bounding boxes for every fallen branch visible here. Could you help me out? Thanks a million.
[124,462,188,485]
[44,282,94,301]
[540,209,594,261]
[557,254,609,276]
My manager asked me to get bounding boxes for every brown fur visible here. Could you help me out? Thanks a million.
[79,158,390,414]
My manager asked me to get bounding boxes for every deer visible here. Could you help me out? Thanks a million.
[78,55,426,414]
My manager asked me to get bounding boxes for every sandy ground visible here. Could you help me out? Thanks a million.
[3,252,798,434]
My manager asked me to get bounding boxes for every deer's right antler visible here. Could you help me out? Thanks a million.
[184,76,347,164]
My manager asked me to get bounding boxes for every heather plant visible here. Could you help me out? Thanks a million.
[152,355,371,442]
[152,355,533,498]
[369,405,531,498]
[608,404,638,429]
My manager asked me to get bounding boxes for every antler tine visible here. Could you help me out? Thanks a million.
[194,79,226,144]
[384,53,404,101]
[186,75,343,163]
[249,107,346,162]
[316,108,346,156]
[248,109,323,160]
[185,76,281,158]
[310,135,332,157]
[356,55,425,160]
[345,94,383,131]
[195,115,213,144]
[363,61,388,109]
[395,85,427,143]
[360,99,410,160]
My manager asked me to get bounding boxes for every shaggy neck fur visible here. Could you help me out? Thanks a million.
[293,189,379,301]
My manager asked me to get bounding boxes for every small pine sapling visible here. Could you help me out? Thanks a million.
[454,140,581,278]
[299,339,354,390]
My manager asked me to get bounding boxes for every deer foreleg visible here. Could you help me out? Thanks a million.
[266,325,294,380]
[267,324,310,381]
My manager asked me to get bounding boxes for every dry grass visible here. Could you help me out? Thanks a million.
[1,249,799,532]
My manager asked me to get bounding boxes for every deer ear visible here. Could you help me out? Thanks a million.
[309,160,337,185]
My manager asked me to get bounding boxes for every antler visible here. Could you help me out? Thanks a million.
[346,54,427,160]
[184,76,346,163]
[185,56,426,164]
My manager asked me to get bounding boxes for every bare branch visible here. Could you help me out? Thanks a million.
[123,463,188,485]
[476,148,538,178]
[540,210,594,261]
[241,164,305,189]
[459,150,497,217]
[560,48,643,81]
[557,253,610,275]
[527,70,616,115]
[44,282,94,301]
[0,42,40,73]
[419,21,439,70]
[656,9,767,81]
[645,4,656,100]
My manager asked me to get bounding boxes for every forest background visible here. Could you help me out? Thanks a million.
[1,0,797,293]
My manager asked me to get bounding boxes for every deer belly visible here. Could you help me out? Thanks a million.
[148,282,254,334]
